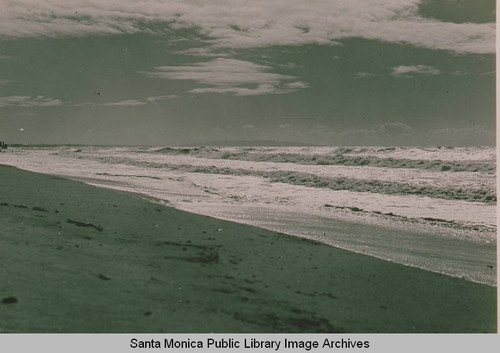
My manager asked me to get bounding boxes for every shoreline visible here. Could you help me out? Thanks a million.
[0,146,496,286]
[0,164,496,332]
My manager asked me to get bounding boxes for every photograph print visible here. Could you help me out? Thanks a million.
[0,0,496,333]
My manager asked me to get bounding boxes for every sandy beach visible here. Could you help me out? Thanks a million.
[0,164,496,333]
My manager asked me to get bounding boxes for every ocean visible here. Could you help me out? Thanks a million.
[0,145,496,286]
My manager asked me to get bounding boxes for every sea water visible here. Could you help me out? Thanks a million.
[0,145,496,285]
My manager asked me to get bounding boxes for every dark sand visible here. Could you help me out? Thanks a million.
[0,165,496,332]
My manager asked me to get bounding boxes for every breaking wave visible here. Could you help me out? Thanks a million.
[152,146,495,173]
[81,154,496,203]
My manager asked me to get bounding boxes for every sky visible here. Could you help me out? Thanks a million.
[0,0,496,146]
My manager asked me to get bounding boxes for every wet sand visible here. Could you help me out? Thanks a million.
[0,165,496,332]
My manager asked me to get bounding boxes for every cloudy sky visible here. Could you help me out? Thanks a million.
[0,0,495,146]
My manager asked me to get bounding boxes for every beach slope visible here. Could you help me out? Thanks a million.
[0,165,496,332]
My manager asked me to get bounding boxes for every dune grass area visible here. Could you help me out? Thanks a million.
[0,164,496,333]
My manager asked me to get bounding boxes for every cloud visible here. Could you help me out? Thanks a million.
[190,83,307,96]
[392,65,440,77]
[75,95,178,107]
[141,58,308,96]
[101,99,147,106]
[142,59,294,85]
[145,95,179,102]
[175,48,232,58]
[0,95,63,107]
[0,1,493,54]
[284,81,309,89]
[357,65,439,79]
